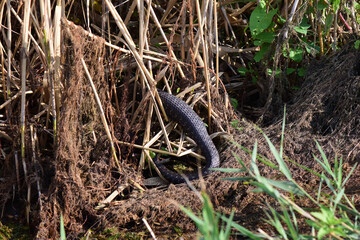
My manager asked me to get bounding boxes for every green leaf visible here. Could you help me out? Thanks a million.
[179,205,204,226]
[219,215,263,239]
[311,211,327,222]
[355,40,360,50]
[318,226,330,239]
[60,213,66,240]
[297,67,306,77]
[267,68,281,76]
[261,132,293,180]
[222,210,234,240]
[266,179,304,195]
[317,0,329,10]
[294,18,311,35]
[249,6,277,37]
[254,43,270,62]
[333,188,344,206]
[254,40,263,46]
[304,41,320,55]
[286,68,296,75]
[294,26,307,34]
[332,0,340,12]
[237,67,248,76]
[149,151,156,158]
[255,32,275,43]
[212,167,246,173]
[289,49,303,62]
[230,98,238,109]
[230,119,243,130]
[324,14,334,34]
[354,1,360,10]
[221,176,254,182]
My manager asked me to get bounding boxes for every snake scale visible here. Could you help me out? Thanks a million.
[155,90,220,184]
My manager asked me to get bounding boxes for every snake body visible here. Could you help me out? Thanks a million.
[155,90,220,183]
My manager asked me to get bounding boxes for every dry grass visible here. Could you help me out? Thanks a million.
[0,0,358,238]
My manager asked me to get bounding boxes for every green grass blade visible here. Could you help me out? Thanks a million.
[262,132,292,180]
[60,213,66,240]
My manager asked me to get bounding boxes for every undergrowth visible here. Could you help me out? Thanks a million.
[180,111,360,239]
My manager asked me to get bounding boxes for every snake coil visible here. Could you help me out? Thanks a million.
[155,90,220,183]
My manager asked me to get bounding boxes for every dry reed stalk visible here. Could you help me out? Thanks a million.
[0,0,5,104]
[6,0,12,116]
[20,0,31,225]
[10,6,46,61]
[195,0,212,130]
[30,124,42,211]
[53,1,62,126]
[1,51,4,105]
[136,0,147,170]
[20,0,31,163]
[138,1,155,171]
[221,6,238,46]
[115,0,137,42]
[80,57,121,170]
[0,90,33,110]
[63,19,167,64]
[104,0,173,154]
[213,0,219,89]
[139,99,154,170]
[14,151,20,193]
[139,83,204,172]
[144,0,185,78]
[0,1,5,31]
[117,138,204,160]
[39,0,58,146]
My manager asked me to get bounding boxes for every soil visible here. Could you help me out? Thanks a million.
[1,20,360,239]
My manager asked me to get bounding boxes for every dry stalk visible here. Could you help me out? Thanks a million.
[30,124,42,210]
[137,0,150,170]
[80,57,121,170]
[6,0,12,116]
[195,0,212,130]
[20,0,31,167]
[53,1,62,127]
[10,6,46,61]
[144,0,185,78]
[40,0,58,146]
[104,0,173,153]
[213,0,219,89]
[116,139,204,160]
[0,90,33,110]
[14,151,20,192]
[20,0,32,226]
[143,218,158,240]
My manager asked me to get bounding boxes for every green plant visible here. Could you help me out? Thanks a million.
[178,192,235,240]
[60,213,66,240]
[180,109,360,239]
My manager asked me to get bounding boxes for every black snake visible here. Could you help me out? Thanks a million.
[154,90,220,183]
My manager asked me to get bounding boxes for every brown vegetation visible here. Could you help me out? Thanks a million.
[0,0,359,239]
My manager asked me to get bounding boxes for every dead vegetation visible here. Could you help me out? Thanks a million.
[0,0,359,239]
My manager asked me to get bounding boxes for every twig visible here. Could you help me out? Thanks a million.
[143,0,185,78]
[0,90,33,110]
[339,12,352,31]
[142,218,157,240]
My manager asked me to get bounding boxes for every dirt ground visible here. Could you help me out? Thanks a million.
[1,21,360,239]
